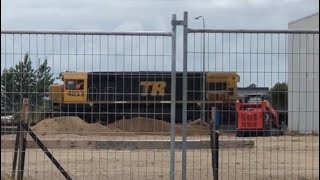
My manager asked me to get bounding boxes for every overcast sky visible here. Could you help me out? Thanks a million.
[1,0,319,31]
[1,0,319,87]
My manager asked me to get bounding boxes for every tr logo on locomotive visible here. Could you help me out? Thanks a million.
[140,81,166,96]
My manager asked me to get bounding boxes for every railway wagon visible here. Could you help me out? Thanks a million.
[49,71,239,123]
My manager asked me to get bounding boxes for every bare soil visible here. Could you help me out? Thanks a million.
[1,117,318,179]
[1,135,318,180]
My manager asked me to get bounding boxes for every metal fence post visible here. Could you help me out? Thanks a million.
[17,98,29,180]
[214,131,219,180]
[182,11,188,180]
[11,124,21,179]
[210,107,219,180]
[170,13,177,180]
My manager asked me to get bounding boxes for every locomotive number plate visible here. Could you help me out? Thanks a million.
[67,90,84,97]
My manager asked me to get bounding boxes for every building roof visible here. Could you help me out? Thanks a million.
[288,12,319,25]
[238,87,269,90]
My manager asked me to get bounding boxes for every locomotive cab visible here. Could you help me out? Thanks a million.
[49,72,88,103]
[62,72,88,103]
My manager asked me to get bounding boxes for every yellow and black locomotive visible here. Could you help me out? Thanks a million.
[49,71,239,123]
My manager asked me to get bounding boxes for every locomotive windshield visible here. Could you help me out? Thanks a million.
[66,80,84,90]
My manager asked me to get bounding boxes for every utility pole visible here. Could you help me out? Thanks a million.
[195,16,206,121]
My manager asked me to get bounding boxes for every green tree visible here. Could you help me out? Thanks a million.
[1,83,7,112]
[1,53,54,111]
[2,68,19,111]
[269,82,288,110]
[35,59,54,106]
[1,53,36,111]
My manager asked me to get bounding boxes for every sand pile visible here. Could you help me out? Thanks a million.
[32,116,123,136]
[107,117,210,136]
[188,119,210,127]
[107,117,171,134]
[32,116,210,136]
[184,119,210,136]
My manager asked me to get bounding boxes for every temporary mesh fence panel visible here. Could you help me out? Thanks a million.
[1,31,181,180]
[185,29,319,180]
[1,13,319,180]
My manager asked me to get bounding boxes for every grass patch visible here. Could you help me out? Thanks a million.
[1,172,30,180]
[1,172,11,180]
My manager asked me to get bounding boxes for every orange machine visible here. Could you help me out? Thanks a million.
[235,94,281,136]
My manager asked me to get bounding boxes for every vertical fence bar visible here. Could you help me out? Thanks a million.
[170,14,177,180]
[17,128,27,180]
[17,98,29,180]
[11,125,21,179]
[214,131,219,180]
[182,11,188,180]
[210,107,217,179]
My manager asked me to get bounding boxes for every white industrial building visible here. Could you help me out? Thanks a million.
[288,12,319,134]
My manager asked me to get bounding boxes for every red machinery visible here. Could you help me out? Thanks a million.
[235,94,282,136]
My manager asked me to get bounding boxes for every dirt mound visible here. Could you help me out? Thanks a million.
[32,116,210,136]
[32,116,123,136]
[107,117,210,136]
[107,117,171,134]
[185,119,210,135]
[188,119,209,127]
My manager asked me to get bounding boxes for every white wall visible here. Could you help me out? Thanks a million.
[288,13,319,134]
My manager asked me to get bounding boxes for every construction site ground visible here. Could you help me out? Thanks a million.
[1,117,319,180]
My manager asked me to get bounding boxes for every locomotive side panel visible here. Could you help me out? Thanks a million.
[85,72,210,103]
[87,72,174,102]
